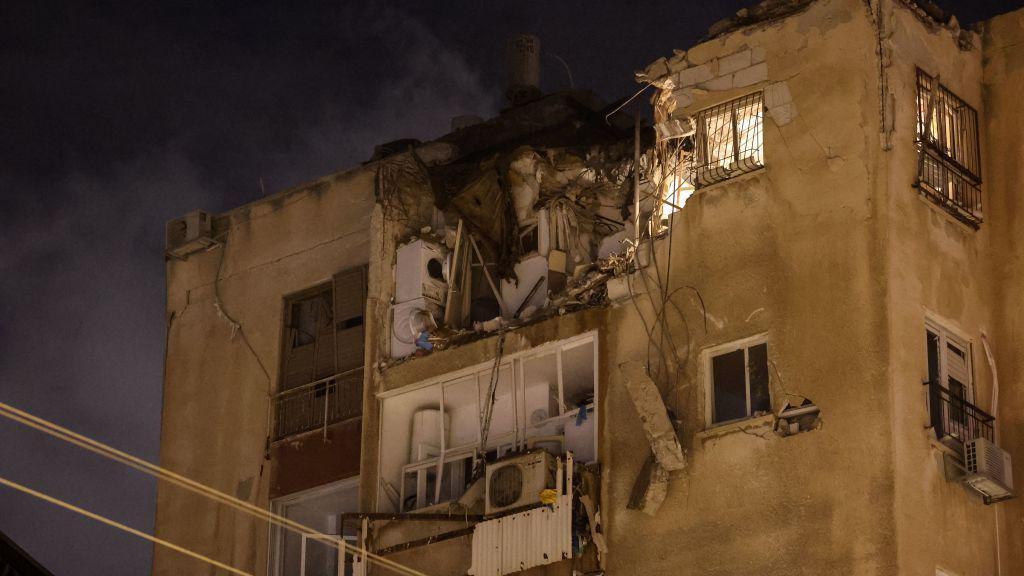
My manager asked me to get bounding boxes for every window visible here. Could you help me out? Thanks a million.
[926,321,973,404]
[915,69,982,227]
[270,478,359,576]
[274,266,367,441]
[926,320,974,436]
[692,92,764,188]
[705,336,770,425]
[378,333,597,512]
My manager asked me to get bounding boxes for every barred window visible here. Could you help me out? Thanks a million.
[915,69,982,227]
[692,92,764,188]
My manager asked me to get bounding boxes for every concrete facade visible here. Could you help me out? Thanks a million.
[153,1,1024,575]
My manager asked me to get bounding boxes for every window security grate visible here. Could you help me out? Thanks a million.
[692,92,765,188]
[915,69,982,227]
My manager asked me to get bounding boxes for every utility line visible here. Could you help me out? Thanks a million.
[0,474,254,576]
[0,401,428,576]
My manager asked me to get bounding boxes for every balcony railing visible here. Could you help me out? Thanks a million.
[273,368,363,441]
[916,147,982,228]
[925,380,994,445]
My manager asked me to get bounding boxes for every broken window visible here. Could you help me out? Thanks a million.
[274,266,367,441]
[706,337,770,425]
[915,69,982,227]
[659,145,695,228]
[692,92,764,188]
[377,333,597,512]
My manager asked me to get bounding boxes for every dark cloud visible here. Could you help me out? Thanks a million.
[0,0,1015,574]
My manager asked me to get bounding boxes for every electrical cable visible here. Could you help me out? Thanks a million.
[0,474,254,576]
[0,401,428,576]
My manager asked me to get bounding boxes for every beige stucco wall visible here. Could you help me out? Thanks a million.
[153,168,376,575]
[983,7,1024,573]
[879,5,1009,575]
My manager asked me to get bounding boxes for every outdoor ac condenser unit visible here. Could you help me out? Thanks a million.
[485,449,557,516]
[963,437,1014,504]
[165,209,215,258]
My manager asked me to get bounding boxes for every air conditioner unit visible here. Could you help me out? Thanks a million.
[963,437,1014,504]
[165,209,215,258]
[485,449,557,515]
[395,239,448,305]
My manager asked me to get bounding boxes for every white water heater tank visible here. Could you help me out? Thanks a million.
[409,409,450,463]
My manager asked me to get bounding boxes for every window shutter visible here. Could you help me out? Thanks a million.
[333,265,368,373]
[944,337,970,393]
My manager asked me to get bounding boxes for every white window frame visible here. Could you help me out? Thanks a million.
[268,476,360,576]
[376,331,599,513]
[702,333,770,428]
[925,316,974,403]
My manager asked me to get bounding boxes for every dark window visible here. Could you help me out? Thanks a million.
[273,266,367,441]
[710,340,770,424]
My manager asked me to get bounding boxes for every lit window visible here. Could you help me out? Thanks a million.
[705,336,770,425]
[693,93,764,188]
[915,68,982,226]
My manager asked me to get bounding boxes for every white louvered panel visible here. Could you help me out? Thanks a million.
[470,498,572,576]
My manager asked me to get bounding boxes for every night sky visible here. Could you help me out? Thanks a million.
[0,1,1017,574]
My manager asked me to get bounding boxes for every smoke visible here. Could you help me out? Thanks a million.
[0,3,499,574]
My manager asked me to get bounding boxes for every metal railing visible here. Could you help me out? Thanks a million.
[915,69,981,182]
[273,368,363,441]
[925,380,994,445]
[916,148,983,227]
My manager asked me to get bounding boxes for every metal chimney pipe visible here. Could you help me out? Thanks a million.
[505,34,541,106]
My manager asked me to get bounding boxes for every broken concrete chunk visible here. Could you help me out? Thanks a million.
[751,46,766,63]
[627,452,669,516]
[669,88,694,110]
[637,56,670,83]
[619,361,686,471]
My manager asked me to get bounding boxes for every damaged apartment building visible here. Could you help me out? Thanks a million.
[153,1,1024,575]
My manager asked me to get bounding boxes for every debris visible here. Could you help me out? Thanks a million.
[627,452,669,516]
[775,399,821,437]
[619,361,687,471]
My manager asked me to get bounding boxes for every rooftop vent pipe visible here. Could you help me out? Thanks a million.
[505,34,542,106]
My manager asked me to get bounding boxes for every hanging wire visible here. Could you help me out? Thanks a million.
[0,401,429,576]
[0,474,255,576]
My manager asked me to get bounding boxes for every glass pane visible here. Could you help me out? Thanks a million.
[712,349,747,423]
[522,353,559,424]
[562,342,596,409]
[303,537,338,576]
[748,343,770,415]
[926,331,940,384]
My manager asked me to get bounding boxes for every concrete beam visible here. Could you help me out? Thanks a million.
[619,361,687,471]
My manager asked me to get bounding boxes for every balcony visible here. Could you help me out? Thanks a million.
[925,380,994,446]
[273,368,363,441]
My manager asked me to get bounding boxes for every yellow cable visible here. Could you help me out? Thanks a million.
[0,474,253,576]
[0,402,427,576]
